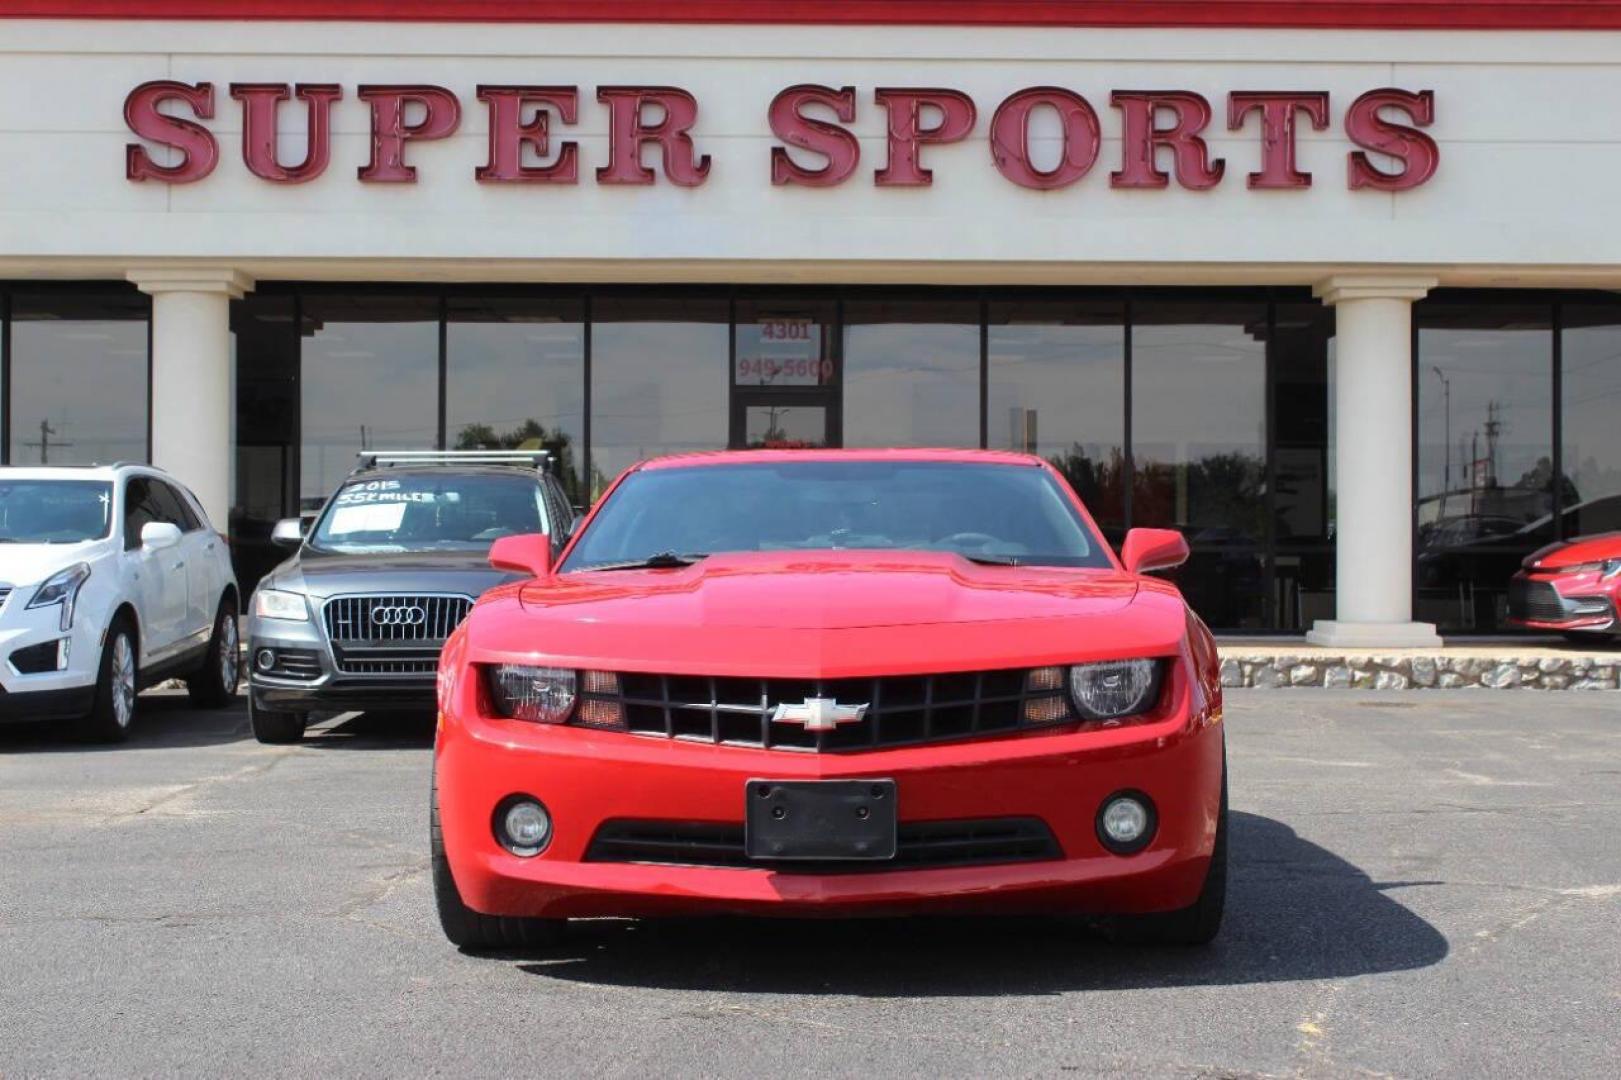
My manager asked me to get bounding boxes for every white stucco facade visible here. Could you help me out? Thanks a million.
[3,15,1620,642]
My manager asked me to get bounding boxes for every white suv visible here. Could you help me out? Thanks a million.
[0,464,240,741]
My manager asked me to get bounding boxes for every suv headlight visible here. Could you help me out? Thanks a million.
[27,563,91,632]
[487,665,576,724]
[253,589,309,622]
[1069,659,1165,722]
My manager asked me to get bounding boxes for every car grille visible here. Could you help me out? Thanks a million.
[322,594,472,676]
[597,668,1074,752]
[0,585,11,609]
[1509,578,1568,622]
[585,817,1062,872]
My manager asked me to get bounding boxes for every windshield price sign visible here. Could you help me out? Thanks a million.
[735,318,833,386]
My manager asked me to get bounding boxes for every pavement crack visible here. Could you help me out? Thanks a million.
[107,750,297,824]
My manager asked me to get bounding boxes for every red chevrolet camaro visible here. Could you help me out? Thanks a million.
[1507,531,1621,640]
[431,449,1226,948]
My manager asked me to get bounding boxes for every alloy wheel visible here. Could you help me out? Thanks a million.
[220,615,240,690]
[112,633,136,729]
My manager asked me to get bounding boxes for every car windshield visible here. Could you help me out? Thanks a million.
[562,460,1111,571]
[0,479,113,543]
[309,473,545,554]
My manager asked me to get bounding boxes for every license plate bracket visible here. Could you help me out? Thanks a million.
[744,779,898,861]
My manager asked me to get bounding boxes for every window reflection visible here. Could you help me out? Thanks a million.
[1272,302,1335,631]
[1561,305,1621,538]
[591,296,729,491]
[1132,299,1269,628]
[8,290,149,466]
[843,298,978,448]
[300,294,439,505]
[447,296,586,504]
[986,299,1125,535]
[1416,302,1553,632]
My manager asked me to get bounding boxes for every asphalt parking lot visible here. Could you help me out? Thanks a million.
[2,691,1618,1078]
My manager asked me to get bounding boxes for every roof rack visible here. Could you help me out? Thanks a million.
[351,449,554,475]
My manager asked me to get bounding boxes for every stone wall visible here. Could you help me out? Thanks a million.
[1220,653,1621,690]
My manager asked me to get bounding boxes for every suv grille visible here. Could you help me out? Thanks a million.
[322,594,472,676]
[585,817,1062,872]
[599,668,1074,752]
[1509,578,1567,622]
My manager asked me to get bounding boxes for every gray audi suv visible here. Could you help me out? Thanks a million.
[245,450,576,743]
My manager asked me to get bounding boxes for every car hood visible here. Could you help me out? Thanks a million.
[274,548,520,600]
[464,551,1186,677]
[1525,531,1621,570]
[0,540,109,588]
[530,550,1138,628]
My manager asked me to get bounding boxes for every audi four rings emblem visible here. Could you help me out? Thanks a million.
[370,605,426,627]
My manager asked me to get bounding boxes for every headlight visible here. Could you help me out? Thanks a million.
[27,563,91,632]
[1552,559,1621,579]
[253,589,309,622]
[1068,659,1164,722]
[487,665,577,724]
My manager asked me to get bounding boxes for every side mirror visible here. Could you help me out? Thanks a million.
[1121,527,1190,574]
[141,521,183,551]
[490,532,554,579]
[271,518,305,548]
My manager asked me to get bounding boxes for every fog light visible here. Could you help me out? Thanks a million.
[255,649,276,672]
[496,796,552,857]
[1096,791,1156,855]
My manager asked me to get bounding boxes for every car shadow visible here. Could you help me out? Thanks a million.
[0,691,252,753]
[502,813,1448,995]
[302,710,436,750]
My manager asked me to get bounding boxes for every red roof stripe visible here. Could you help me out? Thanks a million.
[5,1,1621,31]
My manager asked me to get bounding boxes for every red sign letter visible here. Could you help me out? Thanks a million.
[1110,91,1224,190]
[595,87,710,187]
[476,86,579,184]
[230,83,341,184]
[124,81,218,184]
[769,84,859,187]
[873,88,976,187]
[989,87,1100,190]
[1346,88,1439,191]
[1227,91,1329,189]
[357,85,462,183]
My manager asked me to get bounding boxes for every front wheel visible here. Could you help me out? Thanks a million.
[1109,757,1228,946]
[76,619,139,744]
[249,696,307,744]
[186,596,240,708]
[431,771,562,950]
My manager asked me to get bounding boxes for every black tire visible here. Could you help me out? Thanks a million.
[249,696,307,744]
[76,618,139,744]
[1110,756,1228,947]
[186,596,240,708]
[431,770,562,950]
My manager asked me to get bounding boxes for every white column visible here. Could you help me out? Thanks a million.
[1307,274,1444,649]
[128,268,254,535]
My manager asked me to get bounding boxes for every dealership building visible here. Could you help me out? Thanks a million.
[3,1,1621,643]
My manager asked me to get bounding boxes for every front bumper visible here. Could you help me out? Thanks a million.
[0,592,102,723]
[436,673,1223,920]
[1506,570,1618,633]
[247,616,436,715]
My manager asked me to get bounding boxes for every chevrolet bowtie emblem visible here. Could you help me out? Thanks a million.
[771,697,869,733]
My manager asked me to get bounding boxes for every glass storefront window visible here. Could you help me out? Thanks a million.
[986,298,1126,536]
[1272,301,1335,631]
[1560,305,1621,538]
[1416,302,1554,632]
[843,298,979,448]
[447,296,586,505]
[590,295,729,492]
[299,294,440,506]
[1131,298,1269,628]
[7,290,149,466]
[231,293,300,592]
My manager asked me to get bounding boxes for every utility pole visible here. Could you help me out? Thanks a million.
[22,419,71,464]
[1432,367,1451,518]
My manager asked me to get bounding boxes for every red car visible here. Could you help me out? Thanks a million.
[430,449,1226,949]
[1507,531,1621,640]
